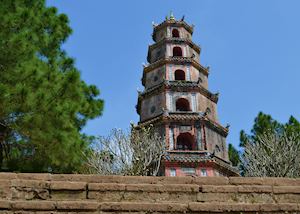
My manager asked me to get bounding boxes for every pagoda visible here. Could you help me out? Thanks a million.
[136,14,239,177]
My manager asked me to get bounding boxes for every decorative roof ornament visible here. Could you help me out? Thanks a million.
[142,62,148,68]
[169,11,175,20]
[151,21,157,27]
[137,87,142,95]
[191,24,195,31]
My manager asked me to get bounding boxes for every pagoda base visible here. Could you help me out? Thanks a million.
[161,151,239,177]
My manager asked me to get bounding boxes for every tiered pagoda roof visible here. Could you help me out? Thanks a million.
[164,152,239,176]
[152,19,194,41]
[136,13,239,177]
[137,112,229,137]
[147,37,201,62]
[138,80,219,103]
[143,56,209,74]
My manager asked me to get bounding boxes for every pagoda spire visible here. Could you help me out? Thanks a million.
[169,11,175,20]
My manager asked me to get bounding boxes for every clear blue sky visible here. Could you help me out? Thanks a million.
[47,0,300,149]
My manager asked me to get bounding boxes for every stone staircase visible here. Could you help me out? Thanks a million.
[0,173,300,213]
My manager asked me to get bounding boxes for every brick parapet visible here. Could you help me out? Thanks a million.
[0,173,300,213]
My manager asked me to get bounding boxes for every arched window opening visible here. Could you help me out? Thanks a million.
[175,69,185,80]
[172,29,180,38]
[176,133,194,150]
[176,98,190,111]
[173,47,182,57]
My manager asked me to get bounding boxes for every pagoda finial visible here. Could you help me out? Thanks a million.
[169,11,175,20]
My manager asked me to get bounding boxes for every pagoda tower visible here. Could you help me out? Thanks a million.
[136,14,238,177]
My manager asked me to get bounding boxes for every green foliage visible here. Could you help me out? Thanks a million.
[240,112,300,148]
[240,112,281,147]
[228,143,240,167]
[0,0,103,172]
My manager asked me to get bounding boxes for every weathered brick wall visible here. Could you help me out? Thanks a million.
[0,173,300,213]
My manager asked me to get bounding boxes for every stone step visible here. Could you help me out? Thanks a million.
[0,200,300,213]
[1,173,300,213]
[3,178,300,203]
[2,173,300,186]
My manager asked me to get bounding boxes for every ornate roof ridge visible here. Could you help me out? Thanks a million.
[143,57,209,76]
[166,81,219,103]
[148,37,200,53]
[166,112,228,136]
[138,80,219,103]
[164,152,239,176]
[167,150,210,155]
[201,116,229,137]
[153,19,194,39]
[137,111,228,137]
[137,113,164,126]
[212,156,240,176]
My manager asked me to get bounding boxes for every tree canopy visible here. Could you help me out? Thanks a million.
[240,112,300,177]
[0,0,103,172]
[228,143,240,167]
[240,112,300,147]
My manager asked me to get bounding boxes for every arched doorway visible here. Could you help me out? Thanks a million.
[172,29,180,38]
[173,47,182,57]
[176,98,190,111]
[174,69,185,80]
[176,133,194,150]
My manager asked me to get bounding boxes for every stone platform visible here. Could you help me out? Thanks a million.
[0,173,300,213]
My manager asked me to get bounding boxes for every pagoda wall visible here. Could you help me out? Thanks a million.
[167,26,192,40]
[155,28,167,42]
[164,163,215,177]
[165,44,199,61]
[197,93,218,121]
[197,69,209,88]
[140,93,165,121]
[144,66,165,90]
[205,127,228,161]
[186,46,200,61]
[144,64,202,90]
[165,92,218,120]
[165,123,198,150]
[166,91,196,112]
[166,64,206,83]
[149,45,166,63]
[149,43,200,64]
[154,26,192,41]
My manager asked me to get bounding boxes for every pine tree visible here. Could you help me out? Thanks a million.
[228,143,240,167]
[0,0,103,172]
